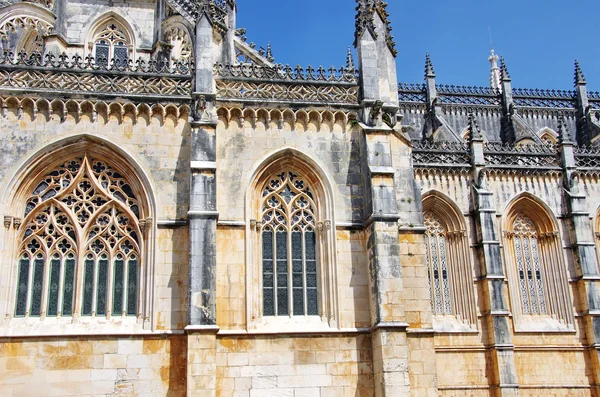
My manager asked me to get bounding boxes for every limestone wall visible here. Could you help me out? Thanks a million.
[0,336,187,396]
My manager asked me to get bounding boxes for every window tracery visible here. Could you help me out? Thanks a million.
[260,171,318,317]
[92,22,131,67]
[165,26,192,62]
[15,155,142,319]
[502,197,573,330]
[424,212,451,315]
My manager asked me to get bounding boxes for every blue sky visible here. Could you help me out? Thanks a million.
[236,0,599,91]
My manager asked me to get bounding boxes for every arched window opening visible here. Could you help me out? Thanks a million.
[424,212,451,315]
[423,193,477,329]
[511,214,546,315]
[260,171,318,317]
[165,26,192,63]
[503,196,573,330]
[14,155,143,319]
[92,22,131,67]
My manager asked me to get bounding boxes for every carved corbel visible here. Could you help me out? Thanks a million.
[13,218,22,230]
[4,216,12,229]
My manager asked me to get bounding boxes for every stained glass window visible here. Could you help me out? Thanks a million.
[424,212,452,315]
[261,171,319,317]
[15,155,143,318]
[511,214,547,315]
[93,23,130,67]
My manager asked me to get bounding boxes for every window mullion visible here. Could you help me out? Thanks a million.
[302,230,307,316]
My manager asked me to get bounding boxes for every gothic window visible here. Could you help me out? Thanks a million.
[14,156,143,319]
[511,214,546,315]
[260,171,318,317]
[424,213,452,315]
[503,197,574,330]
[165,27,192,62]
[92,22,130,67]
[422,193,477,329]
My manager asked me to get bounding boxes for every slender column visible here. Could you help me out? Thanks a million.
[186,11,222,397]
[469,115,519,396]
[558,125,600,393]
[364,124,409,397]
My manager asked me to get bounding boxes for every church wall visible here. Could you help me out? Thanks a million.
[0,336,187,396]
[0,107,191,331]
[63,0,157,50]
[214,334,374,397]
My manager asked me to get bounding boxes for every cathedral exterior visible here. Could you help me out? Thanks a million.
[0,0,599,396]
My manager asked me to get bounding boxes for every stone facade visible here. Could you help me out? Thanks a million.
[0,0,599,396]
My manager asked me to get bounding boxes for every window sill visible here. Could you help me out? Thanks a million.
[433,315,479,333]
[513,315,575,333]
[247,315,336,334]
[0,316,159,337]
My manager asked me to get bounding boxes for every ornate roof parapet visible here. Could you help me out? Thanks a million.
[214,63,359,106]
[0,51,192,101]
[354,0,396,57]
[214,63,358,84]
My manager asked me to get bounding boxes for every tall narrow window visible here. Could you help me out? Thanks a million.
[424,212,451,315]
[512,214,546,315]
[503,197,574,330]
[15,155,144,318]
[93,22,130,67]
[261,171,318,317]
[422,193,477,329]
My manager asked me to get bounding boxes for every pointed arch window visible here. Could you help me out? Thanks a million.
[503,200,574,330]
[247,156,339,330]
[92,22,131,67]
[423,194,477,329]
[14,156,145,319]
[260,171,318,317]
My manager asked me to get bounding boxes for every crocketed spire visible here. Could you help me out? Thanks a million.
[574,60,586,86]
[346,47,355,71]
[488,49,501,90]
[354,0,397,56]
[468,112,484,142]
[557,114,572,145]
[425,52,435,79]
[500,57,511,81]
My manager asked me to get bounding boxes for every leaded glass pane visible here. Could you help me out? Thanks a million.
[62,257,75,316]
[262,230,274,316]
[305,231,318,315]
[127,259,138,316]
[96,257,109,315]
[114,45,128,66]
[47,257,61,316]
[113,259,124,315]
[276,231,288,316]
[15,257,30,316]
[30,257,45,316]
[292,232,303,315]
[95,42,109,67]
[82,258,94,316]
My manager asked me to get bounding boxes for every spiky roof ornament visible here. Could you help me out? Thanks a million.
[425,52,435,79]
[166,0,229,32]
[574,60,586,86]
[354,0,397,57]
[500,57,511,81]
[468,112,484,142]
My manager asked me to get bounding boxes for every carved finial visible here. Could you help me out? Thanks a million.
[425,52,435,79]
[468,112,484,142]
[557,114,572,145]
[266,42,274,62]
[500,57,511,81]
[354,0,397,56]
[575,60,586,86]
[488,49,501,90]
[346,47,355,71]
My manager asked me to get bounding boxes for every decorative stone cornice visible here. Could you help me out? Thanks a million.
[354,0,397,57]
